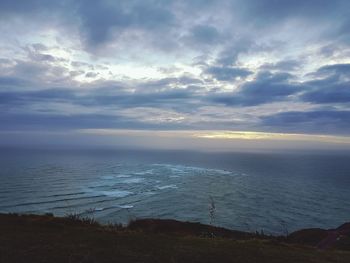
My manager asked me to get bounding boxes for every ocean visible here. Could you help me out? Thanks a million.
[0,148,349,235]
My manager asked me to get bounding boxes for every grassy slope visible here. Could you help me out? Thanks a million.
[0,214,350,263]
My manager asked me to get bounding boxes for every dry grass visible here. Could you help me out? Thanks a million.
[0,213,349,263]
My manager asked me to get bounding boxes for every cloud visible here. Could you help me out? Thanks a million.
[0,0,62,15]
[0,76,28,89]
[204,66,253,81]
[216,38,255,66]
[210,71,300,106]
[261,109,350,134]
[0,70,206,122]
[85,72,99,78]
[316,63,350,77]
[1,0,350,140]
[260,60,301,71]
[301,63,350,104]
[77,0,176,50]
[302,82,350,104]
[186,24,222,46]
[0,0,178,52]
[0,112,154,130]
[233,0,349,25]
[1,0,349,58]
[338,18,350,44]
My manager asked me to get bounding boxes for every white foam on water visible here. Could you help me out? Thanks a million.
[119,177,145,184]
[88,181,116,188]
[152,163,233,176]
[170,167,186,173]
[156,184,178,190]
[118,205,133,209]
[211,169,232,175]
[99,190,132,198]
[116,174,132,178]
[133,169,154,175]
[143,191,156,196]
[101,175,115,180]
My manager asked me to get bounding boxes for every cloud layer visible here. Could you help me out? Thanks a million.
[1,0,350,146]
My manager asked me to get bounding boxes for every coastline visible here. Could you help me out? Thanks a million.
[0,213,349,263]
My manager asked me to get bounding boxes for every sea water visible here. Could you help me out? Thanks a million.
[0,148,349,235]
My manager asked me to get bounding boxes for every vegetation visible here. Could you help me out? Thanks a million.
[0,213,349,263]
[65,212,99,226]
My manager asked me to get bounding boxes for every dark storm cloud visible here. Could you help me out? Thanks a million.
[210,71,300,106]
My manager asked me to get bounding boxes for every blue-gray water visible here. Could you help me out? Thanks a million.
[1,148,350,235]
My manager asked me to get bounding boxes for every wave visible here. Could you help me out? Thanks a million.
[156,184,178,190]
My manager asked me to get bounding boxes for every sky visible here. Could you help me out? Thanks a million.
[1,0,350,151]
